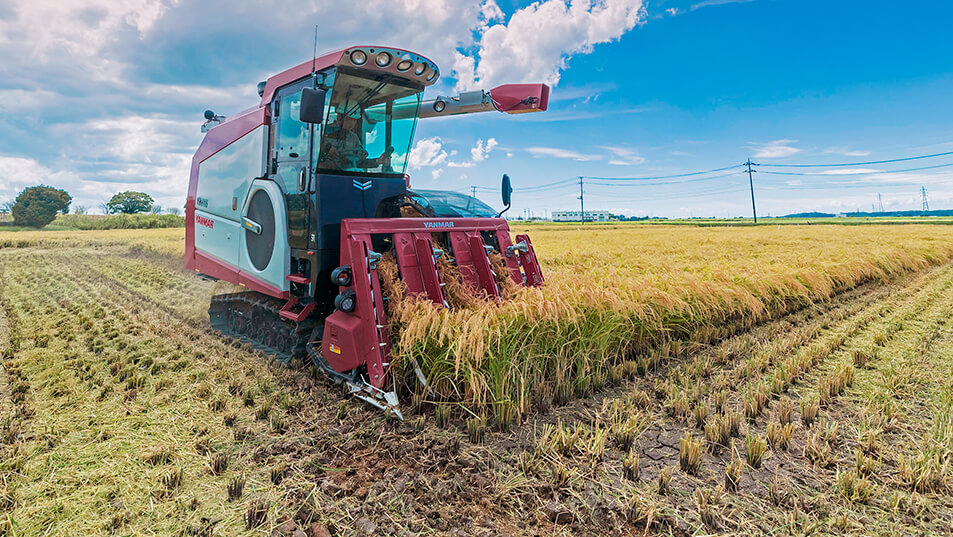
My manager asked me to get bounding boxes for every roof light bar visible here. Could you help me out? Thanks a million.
[342,47,440,85]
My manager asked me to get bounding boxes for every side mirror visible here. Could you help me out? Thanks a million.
[498,174,513,217]
[299,88,326,123]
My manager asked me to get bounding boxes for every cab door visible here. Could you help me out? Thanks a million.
[272,80,315,251]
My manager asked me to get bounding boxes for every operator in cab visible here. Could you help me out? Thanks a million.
[319,111,394,172]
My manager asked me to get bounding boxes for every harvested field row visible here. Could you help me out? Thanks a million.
[481,259,953,535]
[5,227,953,535]
[0,246,288,535]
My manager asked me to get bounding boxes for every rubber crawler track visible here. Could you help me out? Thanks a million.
[208,292,316,360]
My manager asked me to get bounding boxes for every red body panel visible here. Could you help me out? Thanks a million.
[489,84,550,114]
[193,251,289,298]
[259,49,346,105]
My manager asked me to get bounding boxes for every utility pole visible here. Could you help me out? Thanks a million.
[745,159,758,224]
[922,186,930,211]
[877,193,884,213]
[577,176,585,224]
[471,186,477,198]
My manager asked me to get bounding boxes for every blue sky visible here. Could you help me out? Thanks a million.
[1,0,952,217]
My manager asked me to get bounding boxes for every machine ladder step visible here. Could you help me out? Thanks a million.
[278,296,316,322]
[286,273,310,284]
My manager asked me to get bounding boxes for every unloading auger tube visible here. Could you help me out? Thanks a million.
[184,45,548,418]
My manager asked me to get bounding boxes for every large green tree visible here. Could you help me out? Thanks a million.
[11,186,71,228]
[106,191,154,214]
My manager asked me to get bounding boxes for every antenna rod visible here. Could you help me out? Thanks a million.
[311,25,318,76]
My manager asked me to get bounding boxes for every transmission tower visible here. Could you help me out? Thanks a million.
[922,186,930,211]
[877,193,884,213]
[577,177,585,224]
[745,159,758,223]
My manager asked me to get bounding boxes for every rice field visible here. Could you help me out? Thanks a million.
[3,223,953,535]
[391,224,953,427]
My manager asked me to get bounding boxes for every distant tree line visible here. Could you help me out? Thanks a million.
[2,186,182,228]
[781,210,953,218]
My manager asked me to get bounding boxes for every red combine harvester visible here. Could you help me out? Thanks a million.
[186,46,547,417]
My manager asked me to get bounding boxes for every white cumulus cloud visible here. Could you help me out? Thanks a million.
[601,145,645,165]
[408,137,449,169]
[453,0,646,91]
[526,146,602,161]
[471,138,498,162]
[751,139,801,159]
[0,157,79,201]
[443,138,499,168]
[823,146,871,157]
[0,0,652,208]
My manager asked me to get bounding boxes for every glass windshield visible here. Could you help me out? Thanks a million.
[409,189,498,218]
[316,69,421,175]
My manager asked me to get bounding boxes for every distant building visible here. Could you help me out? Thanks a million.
[552,210,611,222]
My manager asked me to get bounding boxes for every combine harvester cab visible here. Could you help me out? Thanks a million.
[185,46,547,417]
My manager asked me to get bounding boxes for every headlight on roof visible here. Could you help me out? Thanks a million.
[414,63,428,76]
[375,51,392,67]
[350,50,367,65]
[396,59,413,72]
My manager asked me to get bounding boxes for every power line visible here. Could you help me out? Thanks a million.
[755,150,953,168]
[756,178,953,191]
[516,180,580,192]
[585,169,744,187]
[580,164,743,181]
[757,162,953,177]
[459,151,953,216]
[584,185,749,202]
[473,177,577,193]
[473,168,745,194]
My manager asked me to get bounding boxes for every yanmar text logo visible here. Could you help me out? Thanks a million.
[423,221,454,229]
[195,215,214,229]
